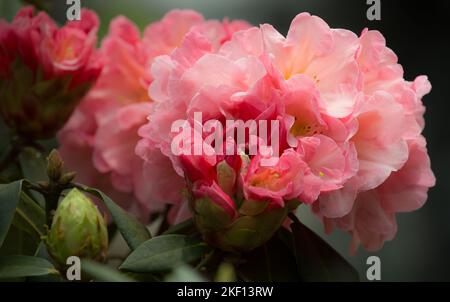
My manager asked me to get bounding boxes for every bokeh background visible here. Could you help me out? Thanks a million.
[1,0,449,281]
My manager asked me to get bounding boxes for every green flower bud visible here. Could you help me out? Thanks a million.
[46,188,108,267]
[216,161,237,196]
[191,194,290,253]
[215,207,288,252]
[1,67,91,139]
[187,154,301,253]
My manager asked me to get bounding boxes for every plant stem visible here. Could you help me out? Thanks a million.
[44,188,61,227]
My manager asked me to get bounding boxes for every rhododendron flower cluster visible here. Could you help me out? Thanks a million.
[0,3,439,283]
[135,12,435,252]
[58,10,250,220]
[0,7,101,139]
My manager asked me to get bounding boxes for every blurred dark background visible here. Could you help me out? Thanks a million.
[1,0,449,281]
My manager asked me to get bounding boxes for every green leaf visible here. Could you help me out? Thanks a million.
[0,224,38,257]
[12,191,45,242]
[81,259,135,282]
[18,148,48,206]
[125,272,160,282]
[18,148,48,183]
[163,219,196,235]
[27,242,61,282]
[290,215,359,282]
[120,235,211,273]
[0,255,58,279]
[34,241,50,260]
[165,264,207,282]
[0,155,21,184]
[0,180,23,247]
[76,184,151,251]
[237,230,300,282]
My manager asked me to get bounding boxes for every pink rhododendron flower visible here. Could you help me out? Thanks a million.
[0,6,99,80]
[311,28,435,252]
[243,150,306,206]
[138,12,434,252]
[0,6,101,139]
[59,10,251,219]
[318,137,435,253]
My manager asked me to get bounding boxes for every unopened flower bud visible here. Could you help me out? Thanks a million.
[216,160,237,196]
[46,188,108,267]
[190,182,293,253]
[0,7,102,139]
[47,150,63,181]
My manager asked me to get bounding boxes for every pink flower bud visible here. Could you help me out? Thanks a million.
[0,7,102,139]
